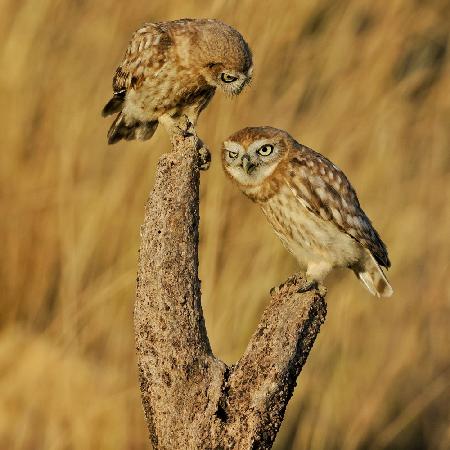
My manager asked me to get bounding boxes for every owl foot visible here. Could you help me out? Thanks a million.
[270,275,325,297]
[197,143,211,171]
[159,114,196,139]
[270,279,288,296]
[297,274,322,293]
[297,277,319,293]
[175,115,196,138]
[297,277,327,296]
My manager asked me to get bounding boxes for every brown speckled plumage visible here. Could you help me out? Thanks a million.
[222,126,393,297]
[102,19,253,144]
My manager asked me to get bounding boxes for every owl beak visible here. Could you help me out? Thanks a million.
[241,154,255,174]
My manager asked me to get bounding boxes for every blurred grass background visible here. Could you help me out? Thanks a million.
[1,0,449,449]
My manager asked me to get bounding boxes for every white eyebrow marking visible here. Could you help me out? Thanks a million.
[223,141,244,153]
[247,139,273,154]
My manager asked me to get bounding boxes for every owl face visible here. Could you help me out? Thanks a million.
[202,63,253,96]
[222,127,290,186]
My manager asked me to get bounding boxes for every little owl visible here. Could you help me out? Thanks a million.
[102,19,253,147]
[222,127,393,297]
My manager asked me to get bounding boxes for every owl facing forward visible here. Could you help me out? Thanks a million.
[222,127,393,297]
[102,19,253,145]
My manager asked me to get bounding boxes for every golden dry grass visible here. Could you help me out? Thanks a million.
[1,0,449,449]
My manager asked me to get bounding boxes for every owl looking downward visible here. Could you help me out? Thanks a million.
[102,19,253,145]
[222,127,393,298]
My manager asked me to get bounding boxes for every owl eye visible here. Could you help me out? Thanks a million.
[228,150,239,159]
[221,73,238,83]
[257,144,274,156]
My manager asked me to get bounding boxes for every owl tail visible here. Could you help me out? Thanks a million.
[107,113,158,145]
[102,92,125,117]
[354,250,393,298]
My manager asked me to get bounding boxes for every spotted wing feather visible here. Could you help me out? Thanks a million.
[102,23,173,115]
[285,145,390,268]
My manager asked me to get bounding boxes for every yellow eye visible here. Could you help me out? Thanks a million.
[228,150,238,159]
[257,144,274,156]
[221,73,238,83]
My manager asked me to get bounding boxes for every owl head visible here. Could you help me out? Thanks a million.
[222,127,292,187]
[188,20,253,95]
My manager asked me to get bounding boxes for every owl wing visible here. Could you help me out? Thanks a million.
[102,24,173,117]
[115,24,172,90]
[285,146,390,268]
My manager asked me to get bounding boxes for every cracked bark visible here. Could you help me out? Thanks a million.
[134,129,327,450]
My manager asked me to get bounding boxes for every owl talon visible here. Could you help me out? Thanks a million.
[159,114,196,139]
[198,150,211,170]
[176,124,195,138]
[176,115,196,137]
[297,279,318,293]
[196,139,211,171]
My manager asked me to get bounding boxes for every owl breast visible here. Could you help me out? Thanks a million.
[260,185,362,270]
